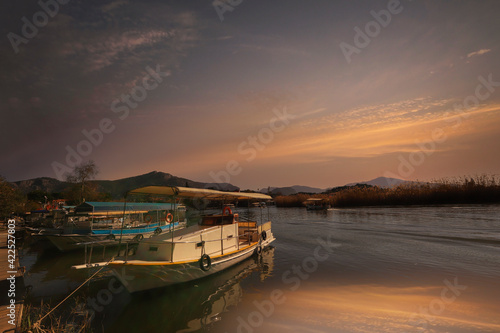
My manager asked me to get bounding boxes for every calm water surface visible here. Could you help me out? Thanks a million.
[21,205,500,332]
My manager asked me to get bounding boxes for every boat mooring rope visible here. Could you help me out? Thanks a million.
[33,257,115,329]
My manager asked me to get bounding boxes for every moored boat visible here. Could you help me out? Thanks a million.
[46,202,186,251]
[101,186,275,293]
[304,198,330,210]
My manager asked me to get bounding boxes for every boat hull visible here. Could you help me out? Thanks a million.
[110,237,275,293]
[46,222,186,252]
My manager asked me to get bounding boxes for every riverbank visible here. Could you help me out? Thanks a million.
[275,175,500,208]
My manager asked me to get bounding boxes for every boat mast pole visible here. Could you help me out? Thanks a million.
[220,198,224,255]
[117,194,128,255]
[90,206,94,234]
[260,202,263,226]
[171,192,175,262]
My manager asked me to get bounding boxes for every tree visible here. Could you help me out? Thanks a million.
[65,160,100,205]
[27,190,51,203]
[0,176,25,219]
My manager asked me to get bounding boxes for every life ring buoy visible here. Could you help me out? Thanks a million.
[223,206,232,216]
[165,213,173,223]
[199,254,211,271]
[154,227,162,235]
[261,231,267,241]
[133,234,143,241]
[144,214,152,224]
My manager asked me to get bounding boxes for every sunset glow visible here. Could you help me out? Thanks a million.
[1,1,499,188]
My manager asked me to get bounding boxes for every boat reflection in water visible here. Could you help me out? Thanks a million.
[102,246,275,332]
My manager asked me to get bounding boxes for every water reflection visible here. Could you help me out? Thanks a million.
[21,241,116,298]
[19,205,500,333]
[101,247,275,332]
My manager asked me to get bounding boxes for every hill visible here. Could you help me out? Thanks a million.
[13,177,68,194]
[262,177,406,195]
[11,171,239,199]
[262,185,326,195]
[345,176,407,188]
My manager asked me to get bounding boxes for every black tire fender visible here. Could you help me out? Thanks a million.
[199,254,211,271]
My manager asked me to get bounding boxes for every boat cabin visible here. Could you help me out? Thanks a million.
[201,213,239,226]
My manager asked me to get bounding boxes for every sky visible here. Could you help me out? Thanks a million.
[1,0,499,190]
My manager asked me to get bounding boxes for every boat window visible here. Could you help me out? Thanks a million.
[201,214,235,226]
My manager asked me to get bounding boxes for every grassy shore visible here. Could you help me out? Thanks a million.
[21,297,94,333]
[274,175,500,208]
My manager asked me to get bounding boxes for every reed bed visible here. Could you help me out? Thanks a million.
[21,297,94,333]
[274,175,500,208]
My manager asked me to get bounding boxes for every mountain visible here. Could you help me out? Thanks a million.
[11,171,239,199]
[261,185,326,195]
[13,177,67,194]
[290,185,326,193]
[94,171,238,198]
[345,176,407,188]
[261,177,408,196]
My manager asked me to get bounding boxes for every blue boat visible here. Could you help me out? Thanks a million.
[45,201,187,252]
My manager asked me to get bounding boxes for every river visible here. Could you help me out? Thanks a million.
[20,205,500,332]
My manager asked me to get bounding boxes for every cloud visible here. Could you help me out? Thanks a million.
[467,49,491,58]
[217,35,233,40]
[256,99,500,161]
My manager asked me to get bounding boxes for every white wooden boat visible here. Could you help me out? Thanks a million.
[101,186,275,293]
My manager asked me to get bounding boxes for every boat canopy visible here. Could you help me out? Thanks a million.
[128,186,272,201]
[75,201,177,215]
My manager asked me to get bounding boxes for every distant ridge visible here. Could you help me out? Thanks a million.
[262,177,408,195]
[11,175,409,199]
[345,176,408,188]
[261,185,326,195]
[11,171,239,199]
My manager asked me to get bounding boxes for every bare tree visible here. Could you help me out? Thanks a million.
[66,160,99,204]
[0,176,25,219]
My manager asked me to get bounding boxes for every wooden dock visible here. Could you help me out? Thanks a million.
[0,228,24,332]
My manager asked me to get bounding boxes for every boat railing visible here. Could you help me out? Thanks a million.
[144,221,262,245]
[122,221,270,263]
[133,230,260,260]
[142,234,254,246]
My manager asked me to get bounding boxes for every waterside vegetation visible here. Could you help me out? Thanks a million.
[275,175,500,208]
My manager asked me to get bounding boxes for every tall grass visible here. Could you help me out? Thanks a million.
[274,175,500,208]
[21,297,94,333]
